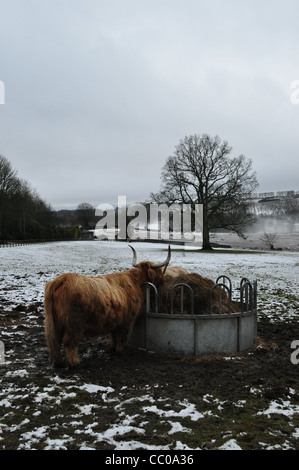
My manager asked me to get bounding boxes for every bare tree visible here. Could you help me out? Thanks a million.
[259,232,278,250]
[151,134,258,250]
[0,155,18,195]
[0,155,55,240]
[0,155,19,238]
[273,197,299,221]
[76,202,95,228]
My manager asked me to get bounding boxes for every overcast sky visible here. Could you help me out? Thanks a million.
[0,0,299,209]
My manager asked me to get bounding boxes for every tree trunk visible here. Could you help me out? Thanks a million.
[202,205,212,250]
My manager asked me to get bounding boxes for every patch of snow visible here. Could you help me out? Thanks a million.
[219,438,242,450]
[79,383,113,394]
[166,421,191,435]
[79,383,115,402]
[143,399,209,421]
[257,400,299,417]
[44,436,73,450]
[76,404,97,415]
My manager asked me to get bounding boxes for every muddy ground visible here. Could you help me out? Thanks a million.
[1,300,299,451]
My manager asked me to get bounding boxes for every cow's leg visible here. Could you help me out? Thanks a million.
[65,346,80,367]
[63,301,85,366]
[62,324,82,367]
[111,329,128,353]
[63,334,81,367]
[52,350,65,368]
[50,330,65,368]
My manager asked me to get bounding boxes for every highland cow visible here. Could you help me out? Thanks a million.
[44,245,171,367]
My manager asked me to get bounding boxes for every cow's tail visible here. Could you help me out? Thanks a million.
[44,278,65,367]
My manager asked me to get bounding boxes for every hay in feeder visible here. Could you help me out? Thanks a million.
[157,272,239,315]
[164,266,189,277]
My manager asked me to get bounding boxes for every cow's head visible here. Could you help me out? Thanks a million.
[129,245,171,286]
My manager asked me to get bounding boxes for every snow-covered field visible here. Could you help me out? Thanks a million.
[1,240,299,321]
[0,241,299,450]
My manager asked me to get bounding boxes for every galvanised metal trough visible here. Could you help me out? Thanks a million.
[128,277,257,356]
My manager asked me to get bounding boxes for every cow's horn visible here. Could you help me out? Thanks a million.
[129,245,138,267]
[129,244,171,270]
[151,245,171,270]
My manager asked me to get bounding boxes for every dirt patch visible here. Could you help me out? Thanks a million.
[0,304,299,450]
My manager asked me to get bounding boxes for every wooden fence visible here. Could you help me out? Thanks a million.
[0,239,75,248]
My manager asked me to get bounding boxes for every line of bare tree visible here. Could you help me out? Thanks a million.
[0,155,73,241]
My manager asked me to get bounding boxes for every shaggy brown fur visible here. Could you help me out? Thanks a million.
[164,266,189,277]
[44,262,165,367]
[157,272,239,315]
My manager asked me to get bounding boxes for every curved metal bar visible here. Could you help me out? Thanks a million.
[240,280,253,313]
[240,277,251,288]
[141,282,158,314]
[170,283,195,315]
[216,275,232,296]
[210,283,231,315]
[253,280,258,309]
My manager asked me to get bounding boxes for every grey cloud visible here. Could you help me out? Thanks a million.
[0,0,299,209]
